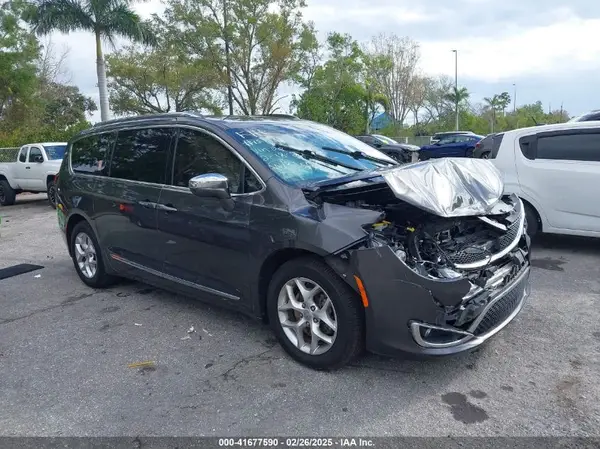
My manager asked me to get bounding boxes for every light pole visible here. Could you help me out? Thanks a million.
[224,0,234,115]
[513,83,516,113]
[452,49,458,130]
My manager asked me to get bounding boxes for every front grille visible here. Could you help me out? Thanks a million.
[448,208,523,267]
[472,281,525,335]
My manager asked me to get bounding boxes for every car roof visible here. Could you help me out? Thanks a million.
[85,112,305,135]
[23,142,68,146]
[503,120,600,138]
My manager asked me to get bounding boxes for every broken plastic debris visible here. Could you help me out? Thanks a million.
[181,335,191,341]
[202,328,213,337]
[34,274,41,278]
[134,323,142,326]
[187,326,195,334]
[127,360,155,369]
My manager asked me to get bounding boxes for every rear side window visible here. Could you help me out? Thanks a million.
[490,133,504,158]
[71,133,115,175]
[110,128,173,184]
[18,148,27,162]
[536,133,600,162]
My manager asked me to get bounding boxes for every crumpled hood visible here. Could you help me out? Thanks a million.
[379,158,504,217]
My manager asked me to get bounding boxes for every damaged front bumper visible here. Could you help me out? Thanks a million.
[409,264,530,353]
[341,231,531,357]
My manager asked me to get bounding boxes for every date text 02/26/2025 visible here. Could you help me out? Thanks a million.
[218,438,375,447]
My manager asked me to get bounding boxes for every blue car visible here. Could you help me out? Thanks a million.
[420,133,484,159]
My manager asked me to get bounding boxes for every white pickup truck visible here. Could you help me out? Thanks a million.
[0,142,67,207]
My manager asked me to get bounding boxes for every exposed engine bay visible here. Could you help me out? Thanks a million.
[317,180,529,319]
[306,158,530,350]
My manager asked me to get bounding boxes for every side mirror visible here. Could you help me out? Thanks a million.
[189,173,231,200]
[373,142,382,148]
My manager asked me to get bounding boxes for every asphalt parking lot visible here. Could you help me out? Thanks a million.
[0,194,599,437]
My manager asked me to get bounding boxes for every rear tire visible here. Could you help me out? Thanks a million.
[524,203,540,239]
[0,180,16,206]
[47,180,57,208]
[267,257,364,370]
[69,221,116,288]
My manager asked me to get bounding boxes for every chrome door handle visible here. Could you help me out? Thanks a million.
[156,203,178,212]
[138,201,157,209]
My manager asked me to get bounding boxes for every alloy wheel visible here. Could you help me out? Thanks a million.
[48,184,56,206]
[74,232,98,279]
[277,277,338,355]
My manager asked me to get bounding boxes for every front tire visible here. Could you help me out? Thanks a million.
[70,221,116,288]
[47,180,57,208]
[267,257,364,370]
[0,180,16,206]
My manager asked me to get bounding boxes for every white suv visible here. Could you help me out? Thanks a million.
[490,121,600,238]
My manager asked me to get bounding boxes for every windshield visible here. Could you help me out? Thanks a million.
[373,134,398,144]
[44,145,67,160]
[226,121,396,186]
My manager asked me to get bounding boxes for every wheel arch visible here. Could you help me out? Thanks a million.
[65,213,99,257]
[258,248,324,322]
[520,197,543,232]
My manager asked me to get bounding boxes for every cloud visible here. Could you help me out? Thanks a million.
[419,12,600,82]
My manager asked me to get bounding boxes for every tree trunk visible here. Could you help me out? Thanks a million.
[95,31,110,122]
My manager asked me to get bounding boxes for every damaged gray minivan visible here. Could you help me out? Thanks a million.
[56,113,531,369]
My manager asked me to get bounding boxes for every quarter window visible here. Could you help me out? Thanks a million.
[71,133,115,175]
[172,129,259,194]
[536,133,600,162]
[18,148,27,162]
[110,128,173,183]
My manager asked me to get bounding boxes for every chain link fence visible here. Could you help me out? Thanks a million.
[392,136,433,147]
[0,147,19,163]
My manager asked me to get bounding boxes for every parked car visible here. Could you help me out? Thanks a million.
[0,142,67,207]
[430,131,475,144]
[472,133,504,159]
[354,134,420,163]
[56,113,530,369]
[420,134,484,159]
[490,121,600,238]
[568,109,600,122]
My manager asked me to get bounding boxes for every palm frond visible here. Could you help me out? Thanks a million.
[25,0,95,35]
[101,2,156,46]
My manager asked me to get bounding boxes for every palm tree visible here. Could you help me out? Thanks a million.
[444,86,470,106]
[484,95,502,132]
[26,0,155,121]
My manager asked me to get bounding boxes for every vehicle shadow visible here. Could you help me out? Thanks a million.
[116,277,479,379]
[533,233,600,255]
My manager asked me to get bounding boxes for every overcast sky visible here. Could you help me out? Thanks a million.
[49,0,600,121]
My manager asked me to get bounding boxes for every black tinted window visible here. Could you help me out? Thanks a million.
[18,149,27,162]
[173,129,258,194]
[28,147,42,162]
[110,128,173,183]
[491,133,504,158]
[71,133,115,175]
[536,133,600,162]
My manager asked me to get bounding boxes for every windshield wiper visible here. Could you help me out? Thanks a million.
[321,146,396,166]
[274,144,362,171]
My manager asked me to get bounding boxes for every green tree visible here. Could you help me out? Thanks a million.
[497,91,511,115]
[483,95,503,132]
[292,33,373,134]
[106,20,223,115]
[25,0,155,122]
[0,0,40,119]
[444,86,470,106]
[164,0,318,115]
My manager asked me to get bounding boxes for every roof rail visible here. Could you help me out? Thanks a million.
[92,111,204,127]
